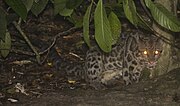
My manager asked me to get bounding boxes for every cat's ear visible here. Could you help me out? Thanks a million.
[155,38,163,50]
[137,34,146,50]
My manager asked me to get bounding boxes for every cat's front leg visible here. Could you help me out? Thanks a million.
[122,68,132,85]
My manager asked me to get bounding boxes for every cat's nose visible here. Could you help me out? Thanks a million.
[148,61,156,66]
[149,61,154,64]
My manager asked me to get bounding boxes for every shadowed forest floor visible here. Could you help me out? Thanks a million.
[1,66,180,106]
[0,4,180,106]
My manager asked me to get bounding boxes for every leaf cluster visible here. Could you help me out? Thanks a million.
[0,0,180,58]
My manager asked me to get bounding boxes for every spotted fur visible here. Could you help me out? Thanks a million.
[62,30,163,89]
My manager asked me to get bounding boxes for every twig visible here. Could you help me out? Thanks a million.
[10,25,78,64]
[11,48,34,56]
[40,49,50,64]
[39,27,77,55]
[139,0,153,19]
[13,21,41,64]
[38,26,78,64]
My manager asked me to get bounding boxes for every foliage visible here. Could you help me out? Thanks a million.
[0,32,11,58]
[0,0,180,57]
[123,0,138,26]
[0,8,7,40]
[94,0,113,52]
[31,0,49,16]
[83,2,92,47]
[145,0,180,32]
[108,11,121,45]
[5,0,27,20]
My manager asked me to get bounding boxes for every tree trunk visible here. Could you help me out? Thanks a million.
[151,0,180,77]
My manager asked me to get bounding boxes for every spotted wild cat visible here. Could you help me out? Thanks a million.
[61,30,163,89]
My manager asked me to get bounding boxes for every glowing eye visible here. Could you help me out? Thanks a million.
[143,51,148,55]
[155,50,159,55]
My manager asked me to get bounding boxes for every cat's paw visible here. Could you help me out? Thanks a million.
[123,77,132,85]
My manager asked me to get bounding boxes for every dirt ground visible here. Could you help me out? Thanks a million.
[0,5,180,106]
[1,66,180,106]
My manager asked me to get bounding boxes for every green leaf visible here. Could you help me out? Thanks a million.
[53,0,73,16]
[123,0,138,26]
[83,3,92,47]
[59,8,73,16]
[31,0,49,16]
[108,12,121,44]
[0,8,7,40]
[22,0,34,12]
[94,0,113,52]
[145,0,180,32]
[117,0,123,4]
[54,0,67,15]
[0,32,11,58]
[111,4,124,18]
[66,0,83,9]
[74,18,83,28]
[67,13,83,28]
[5,0,27,20]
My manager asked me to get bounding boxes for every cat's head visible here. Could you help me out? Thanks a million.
[138,34,163,69]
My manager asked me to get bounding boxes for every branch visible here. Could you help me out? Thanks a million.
[137,13,180,50]
[13,21,41,64]
[39,27,77,55]
[139,0,153,19]
[10,25,78,64]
